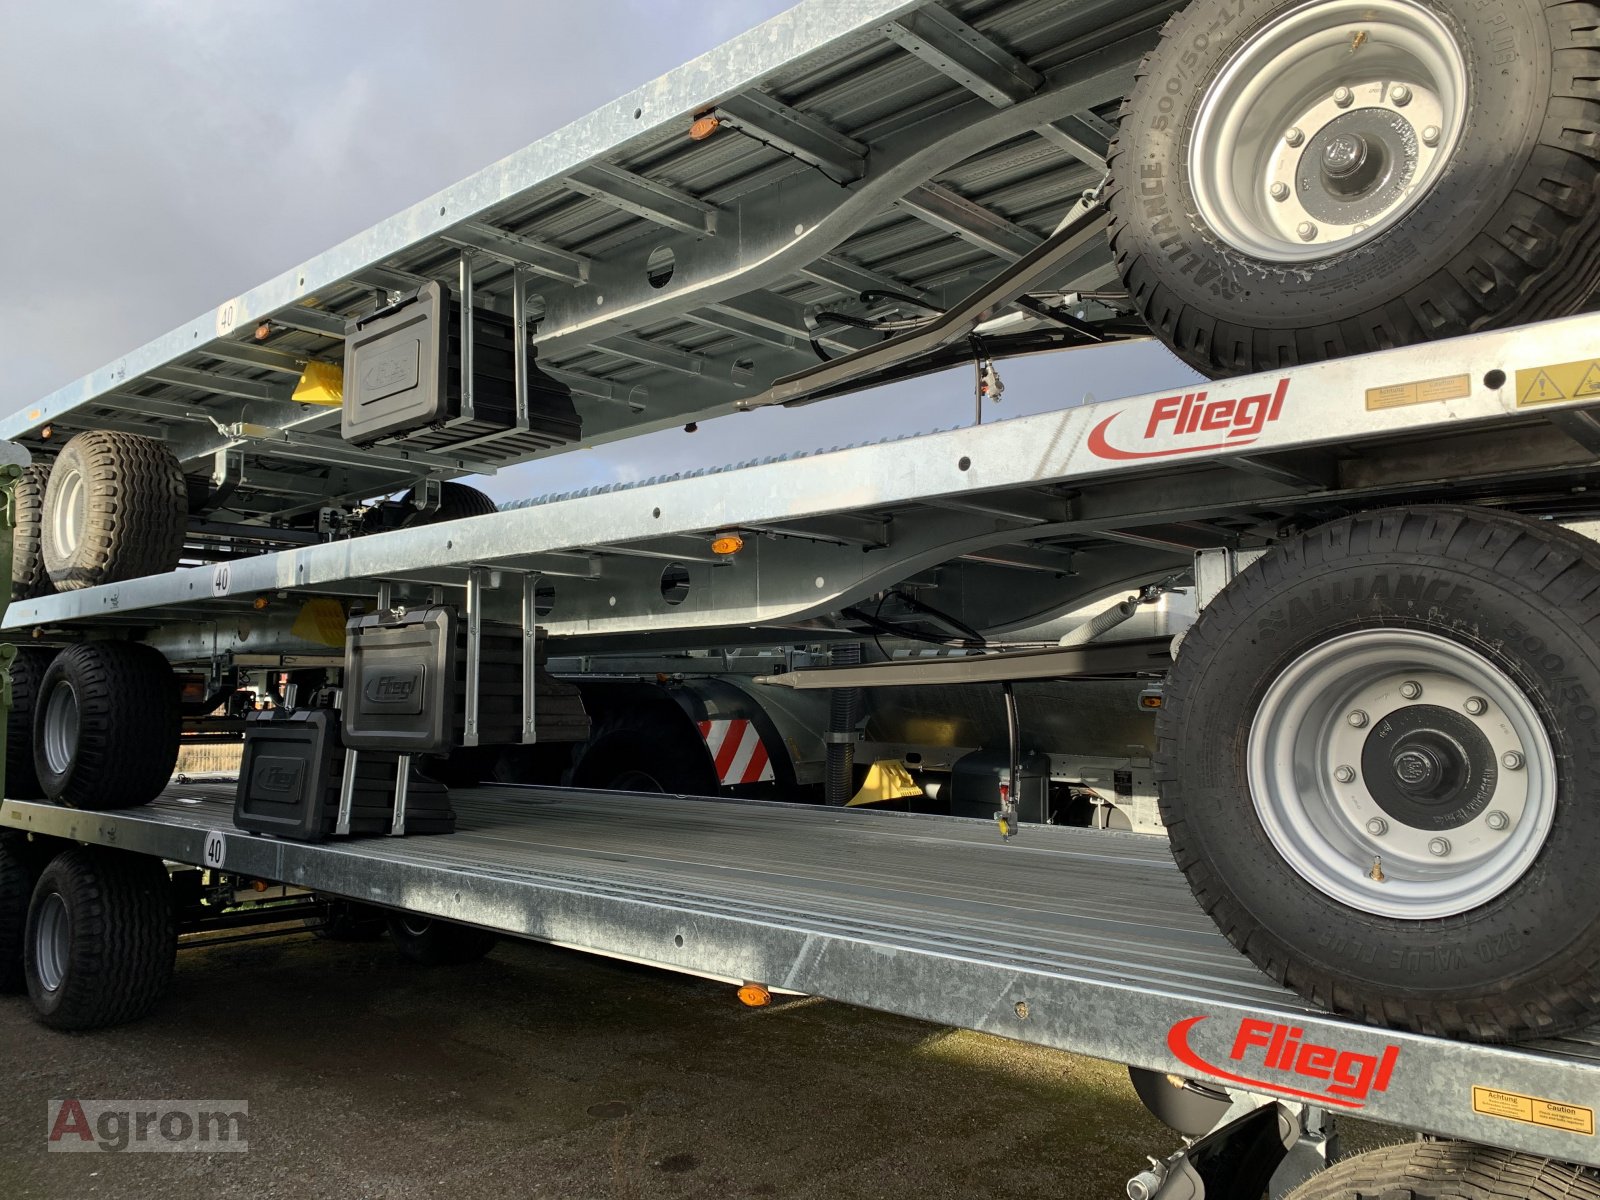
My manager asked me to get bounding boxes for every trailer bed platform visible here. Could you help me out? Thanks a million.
[5,785,1598,1166]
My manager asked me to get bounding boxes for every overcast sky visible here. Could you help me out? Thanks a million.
[1,0,1198,501]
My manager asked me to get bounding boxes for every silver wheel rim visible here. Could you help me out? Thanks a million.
[400,916,433,937]
[1248,630,1556,919]
[42,679,80,776]
[1189,0,1467,262]
[34,892,70,993]
[48,464,87,559]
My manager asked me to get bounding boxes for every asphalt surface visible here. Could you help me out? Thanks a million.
[0,927,1199,1200]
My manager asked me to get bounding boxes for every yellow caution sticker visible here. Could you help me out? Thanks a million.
[1472,1086,1594,1135]
[1516,359,1600,408]
[1365,374,1471,411]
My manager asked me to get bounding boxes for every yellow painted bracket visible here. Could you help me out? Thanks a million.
[847,759,923,807]
[291,360,344,407]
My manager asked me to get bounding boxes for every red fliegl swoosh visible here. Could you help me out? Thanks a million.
[1087,414,1261,461]
[1166,1016,1368,1110]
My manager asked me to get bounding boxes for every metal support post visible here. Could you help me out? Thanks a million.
[390,753,411,836]
[463,566,485,747]
[512,265,531,429]
[521,572,540,744]
[335,746,359,836]
[458,252,476,422]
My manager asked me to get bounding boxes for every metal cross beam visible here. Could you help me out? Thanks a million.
[716,90,869,182]
[884,6,1043,109]
[897,183,1041,260]
[439,221,593,285]
[144,367,293,404]
[564,163,720,237]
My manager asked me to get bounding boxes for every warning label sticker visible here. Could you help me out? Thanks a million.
[1366,374,1471,411]
[1472,1086,1595,1135]
[1516,359,1600,407]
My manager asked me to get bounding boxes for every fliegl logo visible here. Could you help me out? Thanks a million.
[1087,378,1290,460]
[1167,1016,1400,1109]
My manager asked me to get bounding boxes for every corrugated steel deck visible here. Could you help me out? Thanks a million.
[6,784,1599,1166]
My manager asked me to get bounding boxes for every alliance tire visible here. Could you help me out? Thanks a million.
[35,642,180,811]
[569,706,720,796]
[385,914,498,966]
[23,847,176,1030]
[7,646,55,800]
[12,464,51,600]
[1160,506,1600,1041]
[1108,0,1600,376]
[401,481,498,526]
[41,430,186,591]
[1282,1141,1600,1200]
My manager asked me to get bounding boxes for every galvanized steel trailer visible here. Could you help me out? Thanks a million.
[13,0,1600,1192]
[0,0,1173,524]
[5,784,1600,1191]
[10,316,1600,1195]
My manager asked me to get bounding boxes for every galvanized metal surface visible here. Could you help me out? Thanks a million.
[3,0,1179,522]
[11,312,1600,659]
[5,786,1598,1166]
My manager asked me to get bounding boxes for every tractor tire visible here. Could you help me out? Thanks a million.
[12,463,51,600]
[1282,1141,1600,1200]
[0,834,41,995]
[306,897,387,942]
[23,847,176,1030]
[7,646,55,800]
[569,706,720,796]
[385,914,498,966]
[41,430,186,590]
[401,481,498,526]
[35,641,180,811]
[1108,0,1600,377]
[1160,506,1600,1041]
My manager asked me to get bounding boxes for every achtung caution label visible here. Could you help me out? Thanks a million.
[1472,1086,1594,1135]
[1516,358,1600,407]
[1365,374,1471,410]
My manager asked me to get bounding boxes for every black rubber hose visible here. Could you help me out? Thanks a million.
[825,643,863,807]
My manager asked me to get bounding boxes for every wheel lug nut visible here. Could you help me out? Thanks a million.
[1347,709,1369,728]
[1463,696,1487,716]
[1390,84,1412,107]
[1428,837,1451,857]
[1399,680,1422,700]
[1297,221,1319,241]
[1421,125,1440,147]
[1335,765,1356,783]
[1502,751,1524,770]
[1334,86,1354,108]
[1366,817,1388,836]
[1486,810,1510,831]
[1270,181,1290,201]
[1285,127,1305,147]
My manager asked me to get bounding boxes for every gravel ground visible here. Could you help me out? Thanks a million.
[0,928,1202,1200]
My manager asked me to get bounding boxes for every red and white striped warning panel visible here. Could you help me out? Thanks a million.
[698,719,774,785]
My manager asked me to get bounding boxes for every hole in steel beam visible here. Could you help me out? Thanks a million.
[646,246,676,289]
[659,562,691,606]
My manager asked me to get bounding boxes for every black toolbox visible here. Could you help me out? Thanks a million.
[341,606,590,754]
[234,709,455,842]
[340,280,581,452]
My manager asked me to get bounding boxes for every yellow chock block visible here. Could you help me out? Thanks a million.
[846,759,923,807]
[290,598,348,648]
[291,360,344,407]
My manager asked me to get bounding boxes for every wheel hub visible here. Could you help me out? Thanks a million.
[1248,630,1556,919]
[1188,0,1466,263]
